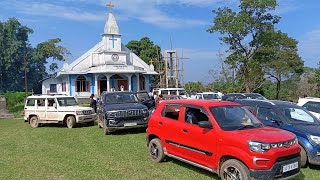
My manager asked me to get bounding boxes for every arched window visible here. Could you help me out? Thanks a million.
[76,75,89,92]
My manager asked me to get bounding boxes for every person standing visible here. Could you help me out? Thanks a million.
[90,94,97,113]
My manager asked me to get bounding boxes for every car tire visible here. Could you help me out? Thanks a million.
[300,145,308,167]
[86,121,94,126]
[148,138,165,163]
[30,116,39,128]
[220,159,250,180]
[66,116,76,129]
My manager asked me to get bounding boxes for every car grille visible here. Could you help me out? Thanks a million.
[111,109,145,118]
[83,110,92,115]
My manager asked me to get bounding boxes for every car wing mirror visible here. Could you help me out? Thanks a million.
[198,121,213,129]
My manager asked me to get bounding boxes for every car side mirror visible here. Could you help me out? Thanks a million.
[198,121,213,129]
[53,103,57,109]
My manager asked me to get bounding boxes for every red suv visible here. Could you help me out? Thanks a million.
[146,100,300,180]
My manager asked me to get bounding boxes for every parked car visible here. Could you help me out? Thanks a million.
[195,92,221,100]
[297,97,320,119]
[237,99,320,167]
[136,91,155,115]
[24,94,97,128]
[97,91,149,135]
[222,93,266,101]
[147,99,300,179]
[152,88,188,98]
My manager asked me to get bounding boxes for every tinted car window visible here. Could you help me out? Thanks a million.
[302,101,320,113]
[245,105,256,114]
[26,99,35,106]
[257,107,278,122]
[210,106,262,131]
[203,94,221,100]
[184,107,209,125]
[162,104,180,120]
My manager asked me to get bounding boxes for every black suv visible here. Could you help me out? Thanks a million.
[97,91,149,135]
[136,91,155,115]
[222,93,266,101]
[236,99,320,167]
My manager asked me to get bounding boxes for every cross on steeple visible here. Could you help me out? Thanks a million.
[107,1,114,13]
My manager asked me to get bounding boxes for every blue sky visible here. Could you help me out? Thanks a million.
[1,0,320,83]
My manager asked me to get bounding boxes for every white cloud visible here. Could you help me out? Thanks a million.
[3,0,230,28]
[13,2,105,21]
[299,28,320,66]
[274,0,300,15]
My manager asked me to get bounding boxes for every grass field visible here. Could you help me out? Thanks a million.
[0,119,320,180]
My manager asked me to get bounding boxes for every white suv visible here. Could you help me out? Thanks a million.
[297,97,320,119]
[24,95,97,128]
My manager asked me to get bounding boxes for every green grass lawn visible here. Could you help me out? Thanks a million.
[0,119,319,180]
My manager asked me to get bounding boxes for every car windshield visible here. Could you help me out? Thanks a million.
[136,92,151,101]
[57,97,78,106]
[105,93,138,104]
[203,94,221,100]
[210,106,263,131]
[280,106,320,125]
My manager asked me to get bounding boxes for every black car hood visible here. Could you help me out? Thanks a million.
[104,103,147,111]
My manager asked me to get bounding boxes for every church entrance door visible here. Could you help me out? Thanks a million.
[118,80,128,91]
[98,80,108,95]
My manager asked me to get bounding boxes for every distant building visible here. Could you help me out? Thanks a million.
[42,3,157,97]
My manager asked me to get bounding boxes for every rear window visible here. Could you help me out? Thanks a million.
[162,104,180,120]
[26,99,35,106]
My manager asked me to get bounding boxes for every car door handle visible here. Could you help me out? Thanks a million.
[182,129,188,133]
[159,121,163,125]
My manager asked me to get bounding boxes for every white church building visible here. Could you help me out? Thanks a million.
[42,4,157,97]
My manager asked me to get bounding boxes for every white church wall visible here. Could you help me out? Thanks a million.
[42,78,63,94]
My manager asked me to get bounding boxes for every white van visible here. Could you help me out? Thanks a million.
[152,88,187,98]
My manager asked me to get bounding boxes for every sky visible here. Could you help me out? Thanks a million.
[1,0,320,83]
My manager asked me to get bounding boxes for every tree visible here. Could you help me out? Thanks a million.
[255,30,303,99]
[207,0,280,92]
[126,37,163,87]
[0,18,70,93]
[184,82,205,92]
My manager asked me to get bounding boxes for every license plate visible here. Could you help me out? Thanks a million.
[124,122,137,127]
[282,162,298,173]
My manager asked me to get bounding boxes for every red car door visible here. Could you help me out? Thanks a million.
[158,103,186,157]
[176,105,217,169]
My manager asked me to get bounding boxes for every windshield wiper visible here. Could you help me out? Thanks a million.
[237,124,262,130]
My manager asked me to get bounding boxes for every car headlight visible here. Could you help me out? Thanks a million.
[309,135,320,145]
[143,109,148,114]
[76,111,83,115]
[248,141,271,152]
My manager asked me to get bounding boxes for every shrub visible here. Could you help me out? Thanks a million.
[4,92,30,113]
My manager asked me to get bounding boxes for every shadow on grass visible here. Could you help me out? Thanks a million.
[108,127,147,135]
[294,170,305,180]
[164,158,219,179]
[39,122,96,129]
[308,164,320,170]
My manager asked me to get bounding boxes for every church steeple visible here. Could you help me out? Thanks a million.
[104,1,120,35]
[102,1,121,52]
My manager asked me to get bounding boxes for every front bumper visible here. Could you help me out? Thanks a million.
[250,155,300,180]
[307,145,320,165]
[76,114,97,123]
[105,117,148,132]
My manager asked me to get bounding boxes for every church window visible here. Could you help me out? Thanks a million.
[76,75,89,92]
[62,82,66,92]
[50,84,57,93]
